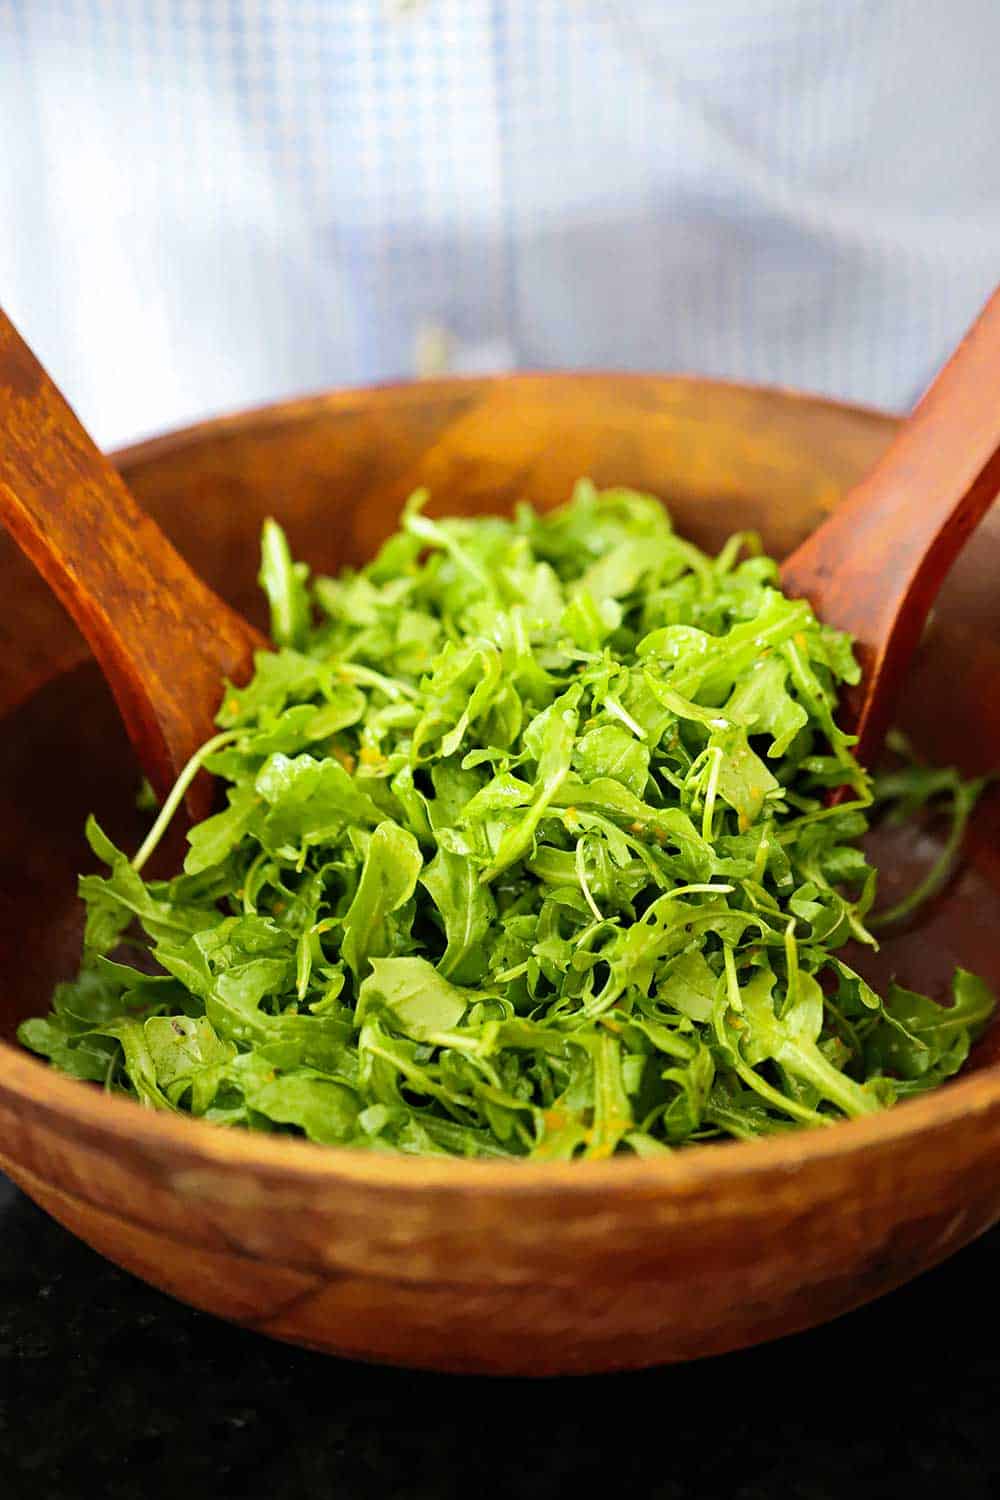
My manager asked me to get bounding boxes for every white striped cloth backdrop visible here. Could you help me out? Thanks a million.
[2,0,999,448]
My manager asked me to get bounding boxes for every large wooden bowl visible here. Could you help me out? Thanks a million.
[1,375,999,1376]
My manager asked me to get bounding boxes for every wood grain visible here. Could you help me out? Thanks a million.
[781,283,1000,765]
[0,373,997,1374]
[0,308,265,815]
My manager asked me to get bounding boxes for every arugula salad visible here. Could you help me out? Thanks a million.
[20,483,996,1157]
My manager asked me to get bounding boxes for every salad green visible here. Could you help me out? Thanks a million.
[19,482,996,1157]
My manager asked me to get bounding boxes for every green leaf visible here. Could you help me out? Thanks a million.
[341,822,423,978]
[243,1072,360,1144]
[255,752,383,853]
[306,687,367,737]
[93,1017,176,1110]
[574,723,649,797]
[17,1015,118,1083]
[357,955,473,1041]
[479,697,577,882]
[657,950,718,1023]
[259,517,311,649]
[421,846,495,982]
[865,969,996,1087]
[145,1015,235,1085]
[216,648,325,727]
[582,1032,633,1158]
[725,654,808,757]
[184,785,260,874]
[736,961,880,1118]
[80,818,219,956]
[710,726,780,831]
[143,1015,236,1113]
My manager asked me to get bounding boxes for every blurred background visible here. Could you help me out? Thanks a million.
[2,0,1000,450]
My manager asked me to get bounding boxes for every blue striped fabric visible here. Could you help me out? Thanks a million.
[1,0,999,447]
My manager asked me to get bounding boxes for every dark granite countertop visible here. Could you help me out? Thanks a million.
[2,1168,997,1500]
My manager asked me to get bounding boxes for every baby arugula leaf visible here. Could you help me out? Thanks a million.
[341,822,423,979]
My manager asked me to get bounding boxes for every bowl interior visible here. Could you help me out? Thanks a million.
[1,375,999,1077]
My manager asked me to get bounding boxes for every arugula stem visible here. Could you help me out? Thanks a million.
[131,730,240,874]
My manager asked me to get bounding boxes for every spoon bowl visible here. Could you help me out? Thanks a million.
[0,373,998,1374]
[0,310,266,818]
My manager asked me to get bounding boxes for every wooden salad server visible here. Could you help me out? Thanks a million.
[781,283,1000,766]
[0,308,266,819]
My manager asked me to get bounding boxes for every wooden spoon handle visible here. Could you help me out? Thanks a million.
[0,308,265,812]
[781,284,1000,765]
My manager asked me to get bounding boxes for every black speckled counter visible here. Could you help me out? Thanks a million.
[2,1168,997,1499]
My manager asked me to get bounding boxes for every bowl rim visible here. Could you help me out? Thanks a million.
[4,1016,996,1194]
[110,367,899,470]
[9,368,991,1200]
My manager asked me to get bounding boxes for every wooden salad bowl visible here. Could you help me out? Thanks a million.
[1,374,999,1376]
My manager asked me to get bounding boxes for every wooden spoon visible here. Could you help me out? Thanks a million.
[0,308,266,820]
[781,283,1000,766]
